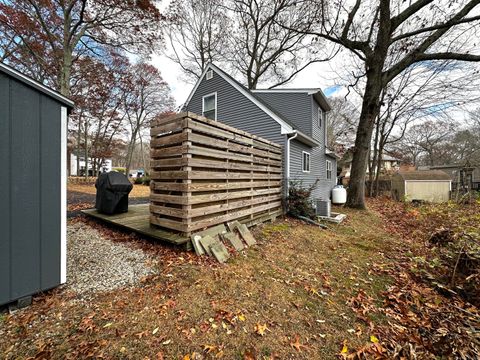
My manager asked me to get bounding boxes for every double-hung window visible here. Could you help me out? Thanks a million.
[326,160,332,180]
[202,92,217,120]
[302,152,310,173]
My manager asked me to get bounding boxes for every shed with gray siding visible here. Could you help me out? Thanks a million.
[0,62,73,306]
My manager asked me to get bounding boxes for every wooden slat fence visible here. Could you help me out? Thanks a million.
[149,112,283,236]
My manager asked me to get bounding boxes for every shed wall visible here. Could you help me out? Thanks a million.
[0,72,65,305]
[405,181,451,203]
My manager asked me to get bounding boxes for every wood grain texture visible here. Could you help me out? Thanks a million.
[150,113,284,236]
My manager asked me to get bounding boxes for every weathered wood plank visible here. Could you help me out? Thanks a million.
[81,205,189,245]
[150,170,282,180]
[150,180,282,192]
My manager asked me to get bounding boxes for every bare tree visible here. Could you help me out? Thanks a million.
[121,62,175,176]
[0,0,163,96]
[282,0,480,208]
[164,0,229,82]
[227,0,334,89]
[326,96,359,149]
[164,0,334,88]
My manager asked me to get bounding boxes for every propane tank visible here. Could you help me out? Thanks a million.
[332,185,347,205]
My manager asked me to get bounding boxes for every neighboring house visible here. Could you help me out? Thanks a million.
[418,163,480,191]
[339,148,401,184]
[184,63,337,202]
[129,169,145,178]
[70,151,112,176]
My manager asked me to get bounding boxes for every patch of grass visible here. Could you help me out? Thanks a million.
[0,209,400,359]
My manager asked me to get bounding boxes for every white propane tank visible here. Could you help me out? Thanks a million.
[332,185,347,205]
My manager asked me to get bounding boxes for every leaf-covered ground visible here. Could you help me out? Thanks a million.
[1,199,479,359]
[68,183,151,198]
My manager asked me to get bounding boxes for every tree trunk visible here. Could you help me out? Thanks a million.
[125,131,138,177]
[374,148,383,197]
[369,122,380,197]
[76,120,81,176]
[84,119,88,179]
[346,74,383,209]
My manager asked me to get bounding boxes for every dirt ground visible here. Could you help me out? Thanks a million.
[1,198,478,359]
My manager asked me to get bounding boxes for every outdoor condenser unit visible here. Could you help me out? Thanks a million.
[316,199,331,217]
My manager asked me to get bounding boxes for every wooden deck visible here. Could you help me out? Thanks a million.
[82,204,190,246]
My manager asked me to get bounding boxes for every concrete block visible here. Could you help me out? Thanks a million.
[199,235,219,256]
[223,232,245,251]
[191,235,205,256]
[210,242,230,263]
[238,224,256,246]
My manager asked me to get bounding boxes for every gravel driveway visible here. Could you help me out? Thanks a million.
[67,222,157,296]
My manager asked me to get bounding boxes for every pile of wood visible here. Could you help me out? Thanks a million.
[191,221,258,263]
[149,112,283,237]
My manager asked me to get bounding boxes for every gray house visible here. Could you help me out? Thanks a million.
[184,63,337,202]
[0,62,73,306]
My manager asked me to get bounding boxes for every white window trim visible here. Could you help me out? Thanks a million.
[326,160,332,180]
[302,151,311,173]
[202,92,217,120]
[206,69,213,80]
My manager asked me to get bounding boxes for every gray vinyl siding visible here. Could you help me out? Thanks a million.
[254,92,312,135]
[290,139,335,200]
[185,70,283,145]
[288,98,336,201]
[0,71,64,305]
[185,67,337,202]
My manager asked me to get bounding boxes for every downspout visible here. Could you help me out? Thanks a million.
[285,130,298,196]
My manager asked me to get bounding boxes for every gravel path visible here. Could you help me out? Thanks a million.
[67,222,157,295]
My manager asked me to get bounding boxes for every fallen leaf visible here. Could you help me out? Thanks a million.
[152,327,159,335]
[254,323,268,336]
[290,335,307,352]
[203,344,216,354]
[370,335,379,343]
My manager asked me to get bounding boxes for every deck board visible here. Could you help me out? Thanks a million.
[81,204,189,245]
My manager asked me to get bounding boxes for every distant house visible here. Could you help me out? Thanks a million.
[418,163,480,191]
[70,151,112,176]
[339,148,401,184]
[184,63,337,203]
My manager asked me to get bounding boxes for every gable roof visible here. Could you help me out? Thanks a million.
[397,170,451,181]
[251,88,331,112]
[184,63,320,146]
[0,62,74,108]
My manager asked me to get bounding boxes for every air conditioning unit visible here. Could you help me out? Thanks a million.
[316,199,331,217]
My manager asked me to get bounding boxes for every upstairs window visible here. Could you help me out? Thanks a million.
[202,92,217,120]
[206,69,213,80]
[302,151,310,173]
[318,108,322,128]
[326,160,332,180]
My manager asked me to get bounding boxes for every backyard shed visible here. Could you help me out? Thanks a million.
[0,62,73,306]
[391,170,452,203]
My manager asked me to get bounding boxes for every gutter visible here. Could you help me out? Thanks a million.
[285,131,298,195]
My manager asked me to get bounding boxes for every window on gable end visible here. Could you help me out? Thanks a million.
[202,92,217,120]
